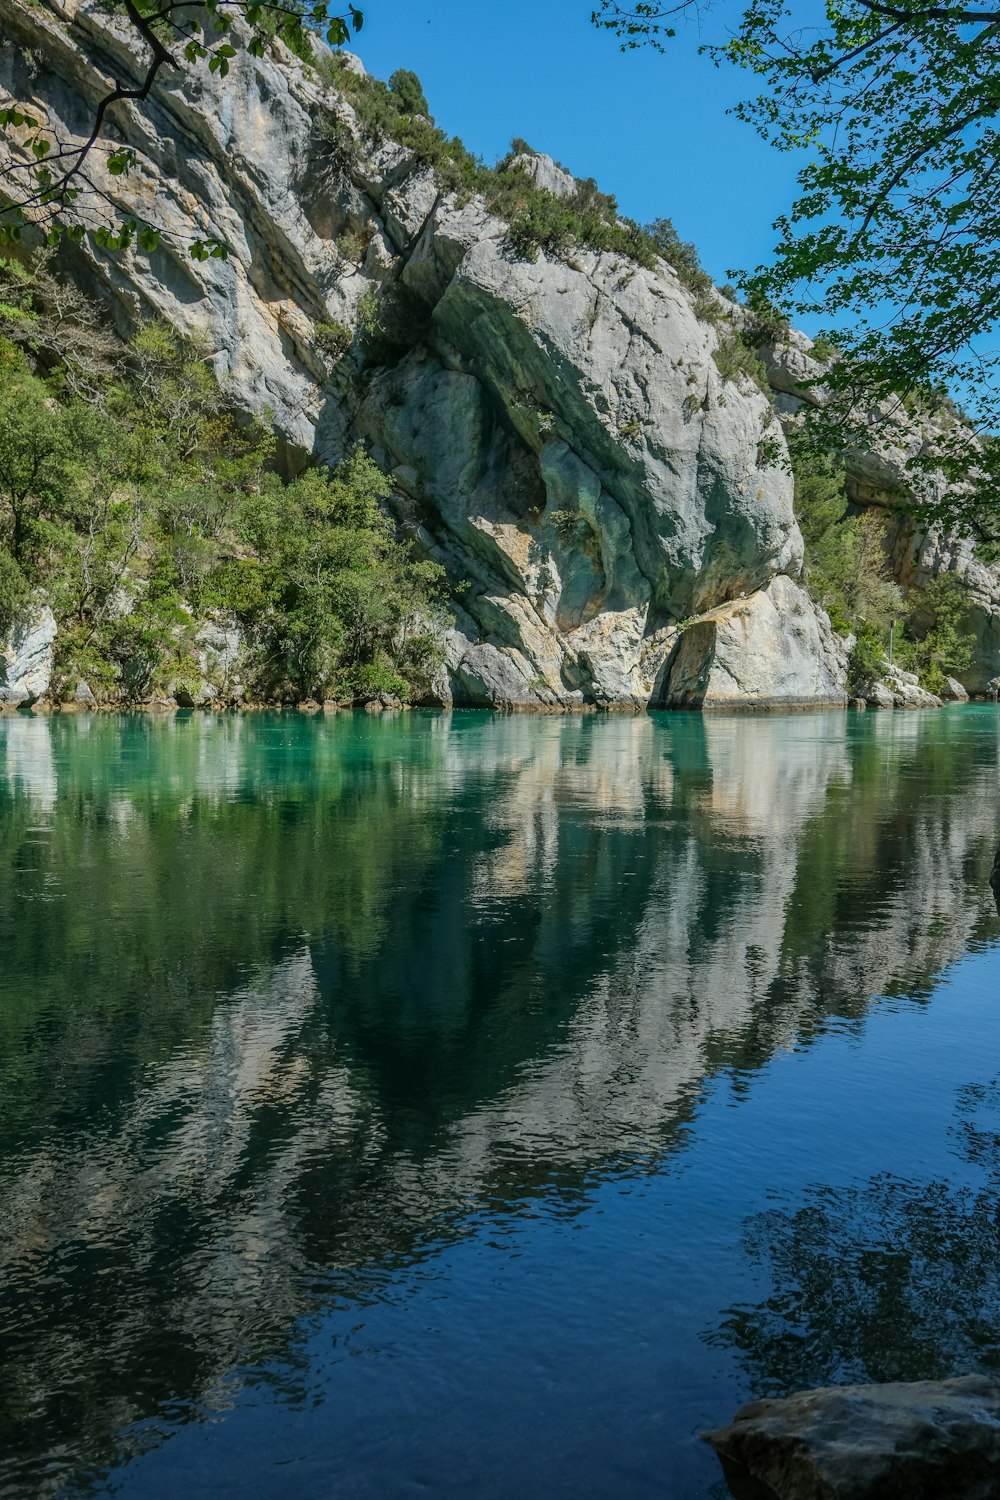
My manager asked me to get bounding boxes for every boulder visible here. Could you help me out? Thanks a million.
[704,1375,1000,1500]
[882,666,942,709]
[942,675,970,703]
[865,680,896,710]
[664,576,847,708]
[0,606,57,705]
[74,680,97,707]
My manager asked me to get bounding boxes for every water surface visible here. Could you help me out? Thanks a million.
[1,707,999,1498]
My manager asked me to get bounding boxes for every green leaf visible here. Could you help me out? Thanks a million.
[0,108,38,129]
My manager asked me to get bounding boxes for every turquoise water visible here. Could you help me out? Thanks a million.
[1,706,999,1499]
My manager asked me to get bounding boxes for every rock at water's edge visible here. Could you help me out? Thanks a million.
[665,575,847,708]
[0,606,57,705]
[704,1374,1000,1500]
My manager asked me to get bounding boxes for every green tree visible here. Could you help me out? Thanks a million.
[594,1,1000,536]
[0,359,78,568]
[205,446,445,701]
[792,444,902,636]
[906,572,976,693]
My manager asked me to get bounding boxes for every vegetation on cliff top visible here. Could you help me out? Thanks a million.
[0,254,444,705]
[319,59,719,282]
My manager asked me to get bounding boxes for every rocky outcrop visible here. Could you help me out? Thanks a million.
[0,0,848,709]
[0,606,56,705]
[762,327,1000,694]
[705,1376,1000,1500]
[885,520,1000,694]
[665,574,848,708]
[860,663,943,710]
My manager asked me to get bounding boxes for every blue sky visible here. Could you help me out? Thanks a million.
[347,0,806,292]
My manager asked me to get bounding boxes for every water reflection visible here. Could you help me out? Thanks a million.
[712,1075,1000,1393]
[0,708,998,1495]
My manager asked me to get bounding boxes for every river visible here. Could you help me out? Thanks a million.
[1,707,998,1498]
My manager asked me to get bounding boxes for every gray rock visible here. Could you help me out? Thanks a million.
[194,621,244,700]
[664,576,847,708]
[507,150,577,200]
[704,1374,1000,1500]
[882,664,943,709]
[942,674,970,703]
[74,680,97,707]
[0,605,57,705]
[865,681,896,709]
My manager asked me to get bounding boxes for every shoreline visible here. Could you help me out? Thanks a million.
[1,697,991,719]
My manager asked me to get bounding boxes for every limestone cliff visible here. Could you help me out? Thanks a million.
[0,0,850,708]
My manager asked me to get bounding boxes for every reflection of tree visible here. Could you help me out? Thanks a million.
[713,1079,1000,1394]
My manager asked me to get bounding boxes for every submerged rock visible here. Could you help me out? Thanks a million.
[705,1375,1000,1500]
[0,606,57,705]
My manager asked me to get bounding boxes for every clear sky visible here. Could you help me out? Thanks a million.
[346,0,806,293]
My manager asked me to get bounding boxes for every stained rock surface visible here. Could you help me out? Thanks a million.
[705,1375,1000,1500]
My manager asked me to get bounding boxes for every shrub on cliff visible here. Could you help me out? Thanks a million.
[320,60,659,268]
[0,270,445,705]
[792,446,902,636]
[201,447,445,702]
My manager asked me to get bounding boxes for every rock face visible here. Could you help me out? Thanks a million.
[0,0,850,709]
[885,520,1000,694]
[763,327,1000,695]
[666,575,848,708]
[704,1376,1000,1500]
[0,607,57,705]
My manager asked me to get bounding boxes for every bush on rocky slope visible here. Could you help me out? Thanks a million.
[318,59,713,274]
[0,260,444,704]
[792,443,975,692]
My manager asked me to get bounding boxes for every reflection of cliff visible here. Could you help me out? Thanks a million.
[0,710,998,1494]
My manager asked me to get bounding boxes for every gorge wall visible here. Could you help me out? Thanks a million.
[1,0,997,707]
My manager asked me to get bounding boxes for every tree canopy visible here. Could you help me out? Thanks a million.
[0,0,361,258]
[595,1,1000,533]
